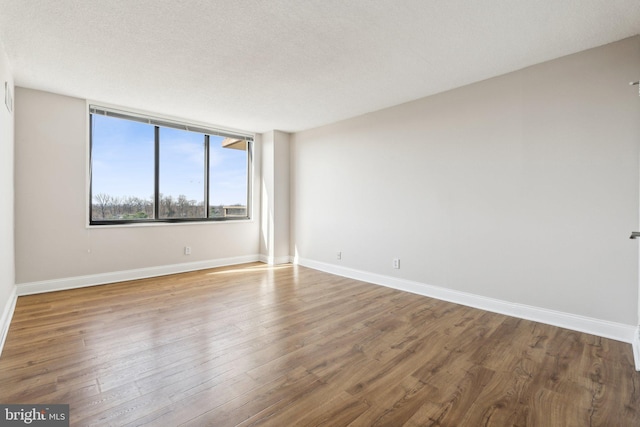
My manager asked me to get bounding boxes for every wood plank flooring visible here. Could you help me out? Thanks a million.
[0,263,639,426]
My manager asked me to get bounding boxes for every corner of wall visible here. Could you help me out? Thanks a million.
[259,254,293,265]
[0,35,16,361]
[259,129,292,263]
[0,285,17,358]
[633,326,640,371]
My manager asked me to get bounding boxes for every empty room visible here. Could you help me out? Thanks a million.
[1,1,640,425]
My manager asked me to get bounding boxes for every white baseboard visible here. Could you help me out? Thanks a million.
[16,255,262,296]
[0,285,17,357]
[296,258,638,348]
[259,254,293,265]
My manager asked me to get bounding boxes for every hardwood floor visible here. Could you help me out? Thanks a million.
[0,263,638,426]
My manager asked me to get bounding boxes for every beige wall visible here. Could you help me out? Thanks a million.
[0,38,14,329]
[14,89,261,284]
[291,36,640,326]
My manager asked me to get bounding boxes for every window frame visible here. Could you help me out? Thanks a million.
[88,105,254,226]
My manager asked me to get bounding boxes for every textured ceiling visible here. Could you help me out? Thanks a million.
[0,0,639,133]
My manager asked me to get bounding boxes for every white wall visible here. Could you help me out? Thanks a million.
[291,36,640,327]
[0,37,15,347]
[260,130,290,264]
[14,88,262,286]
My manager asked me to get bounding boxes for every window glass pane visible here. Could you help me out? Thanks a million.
[90,106,251,224]
[159,128,206,218]
[91,115,155,220]
[209,136,248,218]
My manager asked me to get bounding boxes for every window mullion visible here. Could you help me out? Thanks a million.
[204,135,210,218]
[154,126,160,219]
[247,141,252,219]
[89,114,94,222]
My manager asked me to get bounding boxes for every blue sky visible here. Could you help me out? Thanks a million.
[91,115,248,206]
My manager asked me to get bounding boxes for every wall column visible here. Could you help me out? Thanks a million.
[260,130,290,264]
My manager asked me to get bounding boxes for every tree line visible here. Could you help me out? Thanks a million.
[92,193,244,219]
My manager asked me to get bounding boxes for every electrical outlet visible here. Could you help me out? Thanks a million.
[337,251,342,260]
[393,258,400,269]
[184,246,192,255]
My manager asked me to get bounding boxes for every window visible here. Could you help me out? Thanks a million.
[89,106,252,225]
